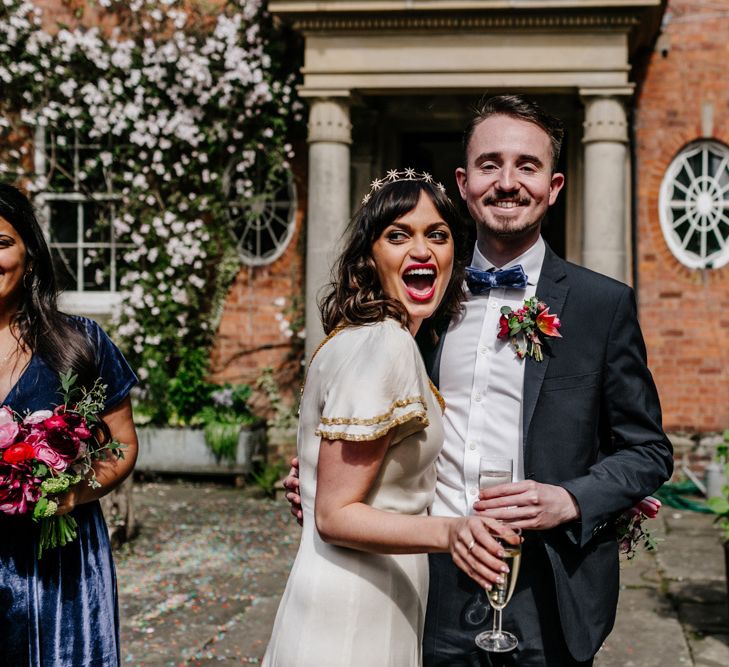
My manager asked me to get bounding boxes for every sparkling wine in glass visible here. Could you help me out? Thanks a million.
[475,536,522,652]
[475,456,521,653]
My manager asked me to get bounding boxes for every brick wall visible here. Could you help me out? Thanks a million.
[634,0,729,441]
[209,204,305,389]
[209,148,307,426]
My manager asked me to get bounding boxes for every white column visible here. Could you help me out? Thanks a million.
[580,92,630,282]
[304,97,352,360]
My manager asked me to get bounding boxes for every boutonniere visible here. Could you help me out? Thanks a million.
[497,296,562,361]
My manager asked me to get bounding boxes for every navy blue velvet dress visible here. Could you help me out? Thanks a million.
[0,317,137,667]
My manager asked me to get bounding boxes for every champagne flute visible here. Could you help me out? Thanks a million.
[474,456,521,653]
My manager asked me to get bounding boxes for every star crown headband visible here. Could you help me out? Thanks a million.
[361,168,448,205]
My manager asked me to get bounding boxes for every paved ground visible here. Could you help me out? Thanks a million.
[115,480,729,666]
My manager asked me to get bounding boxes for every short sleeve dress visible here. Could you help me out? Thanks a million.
[0,317,137,667]
[263,320,445,667]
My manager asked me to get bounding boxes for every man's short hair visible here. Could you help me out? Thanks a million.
[463,95,565,171]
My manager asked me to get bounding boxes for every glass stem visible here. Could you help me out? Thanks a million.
[493,608,502,637]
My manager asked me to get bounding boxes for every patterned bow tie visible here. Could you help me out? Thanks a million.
[465,265,528,294]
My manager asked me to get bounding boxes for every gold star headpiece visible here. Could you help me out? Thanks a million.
[361,168,448,205]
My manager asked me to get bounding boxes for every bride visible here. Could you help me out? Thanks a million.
[263,172,519,666]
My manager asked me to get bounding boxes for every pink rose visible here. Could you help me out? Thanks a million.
[0,406,14,426]
[32,441,68,472]
[0,408,19,449]
[23,410,53,425]
[636,496,661,519]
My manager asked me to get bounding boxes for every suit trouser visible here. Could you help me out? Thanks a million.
[423,537,594,667]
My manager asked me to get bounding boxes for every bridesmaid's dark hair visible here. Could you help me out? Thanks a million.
[0,184,97,388]
[320,178,468,336]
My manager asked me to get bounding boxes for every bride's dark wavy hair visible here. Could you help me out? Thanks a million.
[0,184,97,389]
[320,179,468,335]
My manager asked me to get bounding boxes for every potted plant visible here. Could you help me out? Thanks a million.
[199,384,262,462]
[135,348,265,475]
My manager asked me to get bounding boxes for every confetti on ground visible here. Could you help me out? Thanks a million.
[115,479,300,666]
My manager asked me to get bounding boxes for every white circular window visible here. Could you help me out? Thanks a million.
[659,140,729,269]
[226,168,297,267]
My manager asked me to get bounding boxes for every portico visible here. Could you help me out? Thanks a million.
[269,1,664,356]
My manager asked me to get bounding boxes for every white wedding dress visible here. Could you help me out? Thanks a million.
[263,320,445,667]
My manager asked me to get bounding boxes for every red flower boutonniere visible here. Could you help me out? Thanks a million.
[498,296,562,361]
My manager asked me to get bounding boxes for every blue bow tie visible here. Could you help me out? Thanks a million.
[465,265,528,294]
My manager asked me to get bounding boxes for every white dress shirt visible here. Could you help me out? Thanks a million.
[431,237,546,518]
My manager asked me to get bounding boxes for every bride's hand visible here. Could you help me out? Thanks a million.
[448,516,520,590]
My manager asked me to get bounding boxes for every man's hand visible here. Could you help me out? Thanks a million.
[283,457,303,526]
[473,480,580,531]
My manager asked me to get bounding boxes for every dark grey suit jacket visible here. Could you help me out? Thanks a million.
[424,243,673,661]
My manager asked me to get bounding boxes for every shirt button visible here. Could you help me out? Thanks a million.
[474,393,482,402]
[479,346,488,355]
[490,302,498,309]
[470,487,477,496]
[469,442,476,451]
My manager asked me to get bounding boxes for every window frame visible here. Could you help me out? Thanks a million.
[34,126,127,315]
[658,139,729,270]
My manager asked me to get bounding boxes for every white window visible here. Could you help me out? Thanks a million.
[227,168,297,267]
[35,126,130,315]
[659,140,729,269]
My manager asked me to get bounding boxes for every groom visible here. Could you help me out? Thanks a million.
[419,95,673,666]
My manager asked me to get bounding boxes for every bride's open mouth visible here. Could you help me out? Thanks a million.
[402,263,437,302]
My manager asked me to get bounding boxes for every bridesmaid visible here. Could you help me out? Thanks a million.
[0,184,138,667]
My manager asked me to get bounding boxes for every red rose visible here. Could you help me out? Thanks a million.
[498,314,510,338]
[2,442,35,465]
[45,428,82,463]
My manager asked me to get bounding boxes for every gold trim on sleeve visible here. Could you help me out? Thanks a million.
[319,395,426,426]
[315,410,429,442]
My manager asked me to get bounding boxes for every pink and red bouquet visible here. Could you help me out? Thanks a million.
[498,296,562,362]
[0,371,123,558]
[615,496,662,559]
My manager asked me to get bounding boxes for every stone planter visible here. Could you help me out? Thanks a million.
[135,425,266,475]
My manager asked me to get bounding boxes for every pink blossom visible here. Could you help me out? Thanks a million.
[32,441,68,472]
[636,496,661,519]
[0,406,14,426]
[23,410,53,425]
[0,407,19,449]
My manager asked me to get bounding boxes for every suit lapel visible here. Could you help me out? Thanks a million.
[522,246,569,443]
[422,326,447,387]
